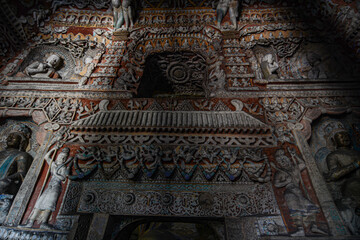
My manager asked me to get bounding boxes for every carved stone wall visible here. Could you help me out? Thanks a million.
[0,0,359,239]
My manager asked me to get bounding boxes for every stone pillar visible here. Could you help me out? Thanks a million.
[293,130,350,236]
[86,213,110,240]
[226,218,242,240]
[5,131,53,226]
[226,217,258,240]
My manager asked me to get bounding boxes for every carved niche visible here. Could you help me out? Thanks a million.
[8,39,105,85]
[16,45,75,80]
[137,51,209,97]
[311,116,360,236]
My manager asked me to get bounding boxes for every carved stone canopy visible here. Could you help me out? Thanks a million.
[71,108,271,135]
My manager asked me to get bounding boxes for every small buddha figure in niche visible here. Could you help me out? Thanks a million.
[306,52,321,79]
[0,124,32,224]
[260,53,279,79]
[0,124,32,196]
[25,54,62,79]
[326,130,360,235]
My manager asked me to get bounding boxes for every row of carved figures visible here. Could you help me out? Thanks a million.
[0,123,359,235]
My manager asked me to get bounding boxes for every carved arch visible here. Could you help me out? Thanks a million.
[117,27,223,96]
[301,105,360,140]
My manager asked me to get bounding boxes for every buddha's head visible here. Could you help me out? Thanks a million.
[6,124,31,151]
[275,149,292,170]
[6,133,23,150]
[334,131,351,148]
[263,54,274,64]
[45,54,62,69]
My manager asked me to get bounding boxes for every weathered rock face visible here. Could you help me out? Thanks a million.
[0,0,359,239]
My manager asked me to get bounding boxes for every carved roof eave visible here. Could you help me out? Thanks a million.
[71,109,272,135]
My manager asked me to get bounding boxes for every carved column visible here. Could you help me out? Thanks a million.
[293,130,350,236]
[5,131,53,226]
[86,213,110,240]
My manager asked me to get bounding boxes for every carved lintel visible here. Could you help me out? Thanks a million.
[113,30,129,41]
[222,31,239,39]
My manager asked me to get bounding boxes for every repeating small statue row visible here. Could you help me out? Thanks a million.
[58,145,272,183]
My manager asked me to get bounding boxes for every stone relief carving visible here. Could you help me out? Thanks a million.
[50,0,112,12]
[52,9,113,28]
[64,145,271,183]
[22,146,72,229]
[68,133,275,148]
[112,0,135,30]
[272,148,327,236]
[5,39,105,86]
[0,125,32,195]
[223,40,257,90]
[276,43,355,80]
[216,0,240,29]
[120,25,222,96]
[209,57,226,94]
[112,0,124,29]
[141,0,215,8]
[5,5,341,93]
[261,97,304,124]
[301,0,360,56]
[245,40,359,81]
[137,51,209,97]
[314,120,360,235]
[0,1,359,239]
[0,124,32,224]
[255,216,288,236]
[121,0,135,30]
[0,96,101,126]
[14,46,73,81]
[274,125,296,144]
[0,226,67,239]
[24,54,63,79]
[78,184,279,217]
[326,131,360,235]
[260,53,279,80]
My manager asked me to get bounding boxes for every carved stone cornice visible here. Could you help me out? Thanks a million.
[70,99,271,135]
